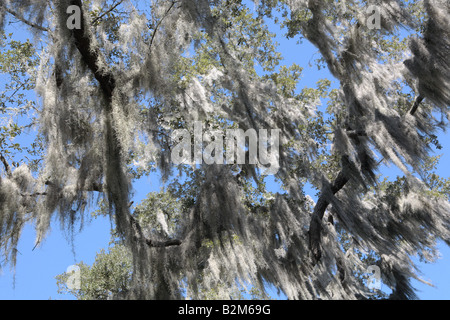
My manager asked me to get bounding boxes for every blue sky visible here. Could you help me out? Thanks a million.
[1,2,450,300]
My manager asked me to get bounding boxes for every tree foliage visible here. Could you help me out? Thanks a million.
[1,0,450,300]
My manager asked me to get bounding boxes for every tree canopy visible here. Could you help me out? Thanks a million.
[0,0,449,300]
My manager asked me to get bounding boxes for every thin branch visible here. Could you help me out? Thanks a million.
[5,82,27,102]
[91,0,124,25]
[32,240,40,251]
[148,1,177,48]
[0,4,49,32]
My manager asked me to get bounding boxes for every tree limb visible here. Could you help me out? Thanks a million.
[68,0,133,242]
[409,95,424,116]
[308,158,350,265]
[45,180,103,193]
[309,94,425,265]
[145,238,182,248]
[0,153,12,178]
[85,182,103,192]
[69,0,115,101]
[130,214,182,248]
[67,0,180,250]
[21,192,47,197]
